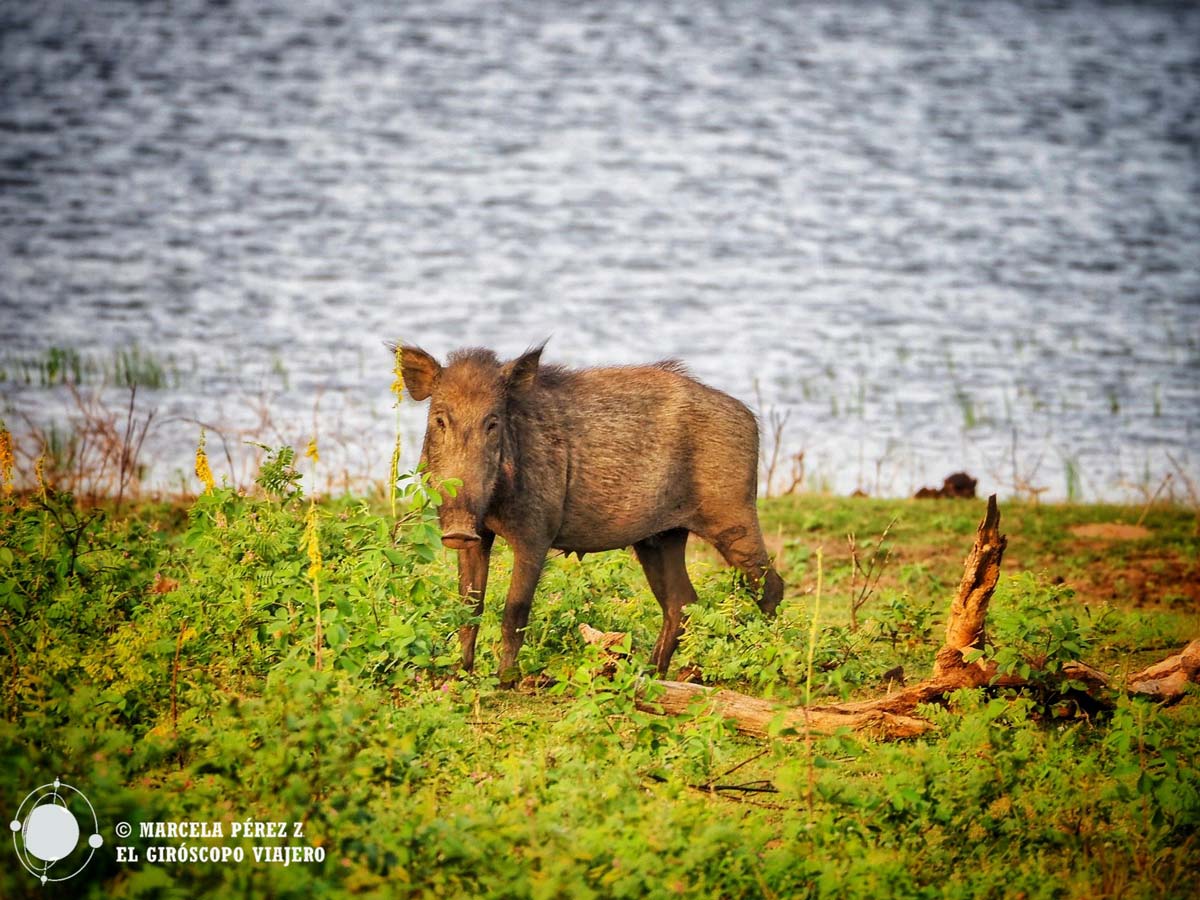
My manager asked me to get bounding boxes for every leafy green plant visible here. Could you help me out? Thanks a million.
[674,577,808,693]
[1,466,1198,899]
[248,442,303,501]
[874,591,938,655]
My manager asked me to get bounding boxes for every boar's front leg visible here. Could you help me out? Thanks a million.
[457,530,495,672]
[497,543,550,687]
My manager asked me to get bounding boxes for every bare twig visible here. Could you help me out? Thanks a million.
[1165,452,1200,534]
[712,747,770,781]
[846,518,897,633]
[782,451,805,496]
[705,781,779,794]
[115,385,157,511]
[982,428,1049,503]
[754,380,793,498]
[1135,473,1173,528]
[645,773,788,810]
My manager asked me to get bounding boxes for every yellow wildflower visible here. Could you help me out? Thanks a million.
[303,502,323,581]
[195,429,215,494]
[987,795,1013,819]
[305,437,320,465]
[0,424,14,495]
[391,344,405,404]
[390,344,404,518]
[35,454,47,500]
[303,498,325,671]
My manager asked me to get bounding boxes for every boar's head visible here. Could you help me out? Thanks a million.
[392,343,542,550]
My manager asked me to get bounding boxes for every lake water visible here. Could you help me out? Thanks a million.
[1,0,1198,500]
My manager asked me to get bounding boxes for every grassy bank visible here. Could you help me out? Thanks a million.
[1,460,1197,898]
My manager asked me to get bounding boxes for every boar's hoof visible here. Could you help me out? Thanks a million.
[757,570,784,616]
[497,665,521,690]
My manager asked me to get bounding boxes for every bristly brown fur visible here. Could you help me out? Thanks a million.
[393,340,784,684]
[416,344,693,390]
[446,347,501,368]
[653,359,691,377]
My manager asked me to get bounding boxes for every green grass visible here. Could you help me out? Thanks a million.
[1,467,1197,899]
[0,344,178,389]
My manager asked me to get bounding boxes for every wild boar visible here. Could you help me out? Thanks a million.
[393,342,784,684]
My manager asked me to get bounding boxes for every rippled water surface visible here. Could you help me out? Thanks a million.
[2,0,1198,498]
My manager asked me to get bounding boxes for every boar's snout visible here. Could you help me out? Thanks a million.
[439,506,483,550]
[441,529,481,550]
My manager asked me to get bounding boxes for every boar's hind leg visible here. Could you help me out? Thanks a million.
[633,528,697,676]
[457,531,495,673]
[703,521,784,616]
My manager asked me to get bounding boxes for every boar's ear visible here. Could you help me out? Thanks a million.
[390,343,441,402]
[503,343,544,395]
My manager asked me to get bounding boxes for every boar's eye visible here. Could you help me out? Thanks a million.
[485,418,499,435]
[434,415,447,431]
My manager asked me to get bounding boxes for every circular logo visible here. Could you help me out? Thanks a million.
[10,778,103,884]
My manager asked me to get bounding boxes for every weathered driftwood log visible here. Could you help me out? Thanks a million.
[577,623,629,677]
[578,623,628,652]
[604,495,1198,740]
[641,680,935,740]
[1128,639,1200,699]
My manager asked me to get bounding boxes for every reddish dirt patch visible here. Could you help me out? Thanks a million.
[1068,523,1152,540]
[1061,551,1200,610]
